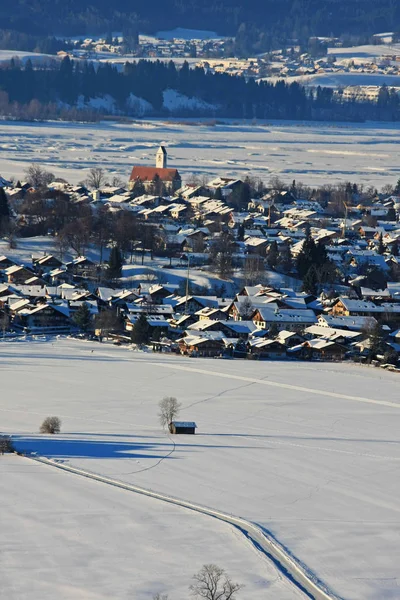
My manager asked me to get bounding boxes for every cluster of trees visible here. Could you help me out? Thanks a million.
[3,0,400,44]
[1,57,400,122]
[296,226,337,294]
[0,29,71,54]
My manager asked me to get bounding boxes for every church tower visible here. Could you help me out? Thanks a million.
[156,145,167,169]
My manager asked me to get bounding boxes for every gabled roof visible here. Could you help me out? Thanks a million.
[129,167,180,183]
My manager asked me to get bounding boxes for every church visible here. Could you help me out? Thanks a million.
[129,146,182,193]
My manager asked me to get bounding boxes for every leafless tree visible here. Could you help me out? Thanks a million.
[0,312,10,337]
[94,310,121,339]
[268,175,286,191]
[190,564,242,600]
[85,167,108,189]
[238,296,254,320]
[59,218,91,256]
[24,164,54,189]
[243,255,266,286]
[152,594,169,600]
[159,396,181,429]
[40,416,61,434]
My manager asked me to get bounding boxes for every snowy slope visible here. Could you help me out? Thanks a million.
[1,455,300,600]
[1,339,399,600]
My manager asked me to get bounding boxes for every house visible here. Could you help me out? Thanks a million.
[247,338,286,358]
[32,254,63,273]
[129,146,182,193]
[252,307,317,331]
[5,265,35,284]
[293,339,347,360]
[331,298,383,318]
[178,335,223,357]
[66,256,96,278]
[14,303,71,332]
[169,421,197,434]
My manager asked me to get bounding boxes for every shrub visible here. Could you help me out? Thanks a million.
[40,416,61,434]
[0,435,14,454]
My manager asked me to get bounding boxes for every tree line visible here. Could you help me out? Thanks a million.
[3,0,400,43]
[1,57,400,122]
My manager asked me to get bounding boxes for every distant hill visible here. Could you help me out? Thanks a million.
[1,0,400,39]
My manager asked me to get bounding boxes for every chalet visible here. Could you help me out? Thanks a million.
[32,254,63,273]
[0,256,17,270]
[290,339,346,361]
[5,265,35,284]
[129,146,182,193]
[247,338,286,358]
[331,298,383,318]
[318,314,378,331]
[14,303,71,332]
[66,256,96,278]
[173,295,220,315]
[178,335,223,357]
[169,421,197,435]
[252,307,317,331]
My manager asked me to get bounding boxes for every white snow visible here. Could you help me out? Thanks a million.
[1,455,299,600]
[162,89,218,112]
[0,50,60,66]
[1,118,400,187]
[1,339,399,600]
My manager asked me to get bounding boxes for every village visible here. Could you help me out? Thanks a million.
[1,145,400,369]
[58,31,400,101]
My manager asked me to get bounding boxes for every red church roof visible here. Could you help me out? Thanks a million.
[129,166,181,183]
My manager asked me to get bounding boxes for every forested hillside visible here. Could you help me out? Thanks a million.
[1,0,400,39]
[1,57,399,122]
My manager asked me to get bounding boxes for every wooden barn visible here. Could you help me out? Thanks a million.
[169,421,197,435]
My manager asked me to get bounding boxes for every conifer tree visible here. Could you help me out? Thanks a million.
[108,245,123,280]
[377,232,385,255]
[131,313,150,344]
[302,265,319,295]
[73,302,92,332]
[0,187,10,232]
[267,240,279,269]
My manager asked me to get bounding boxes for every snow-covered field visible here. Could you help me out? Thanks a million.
[1,118,400,188]
[1,339,399,600]
[2,455,298,600]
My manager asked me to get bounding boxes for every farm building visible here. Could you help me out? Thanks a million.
[169,421,197,435]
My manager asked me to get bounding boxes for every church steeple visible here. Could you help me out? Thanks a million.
[156,145,167,169]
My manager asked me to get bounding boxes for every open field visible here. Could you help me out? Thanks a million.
[1,339,399,599]
[1,118,400,188]
[2,455,297,600]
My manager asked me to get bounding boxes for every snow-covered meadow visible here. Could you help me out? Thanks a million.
[2,455,299,600]
[1,339,399,600]
[1,118,400,188]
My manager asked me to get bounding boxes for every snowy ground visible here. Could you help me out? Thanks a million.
[1,455,299,600]
[1,118,400,188]
[1,339,399,599]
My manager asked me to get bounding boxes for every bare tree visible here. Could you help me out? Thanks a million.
[85,167,108,189]
[190,564,242,600]
[159,396,181,429]
[0,312,10,337]
[40,416,61,434]
[25,164,54,189]
[243,255,266,286]
[238,296,254,320]
[152,594,169,600]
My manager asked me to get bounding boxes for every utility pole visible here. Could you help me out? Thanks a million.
[184,255,190,315]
